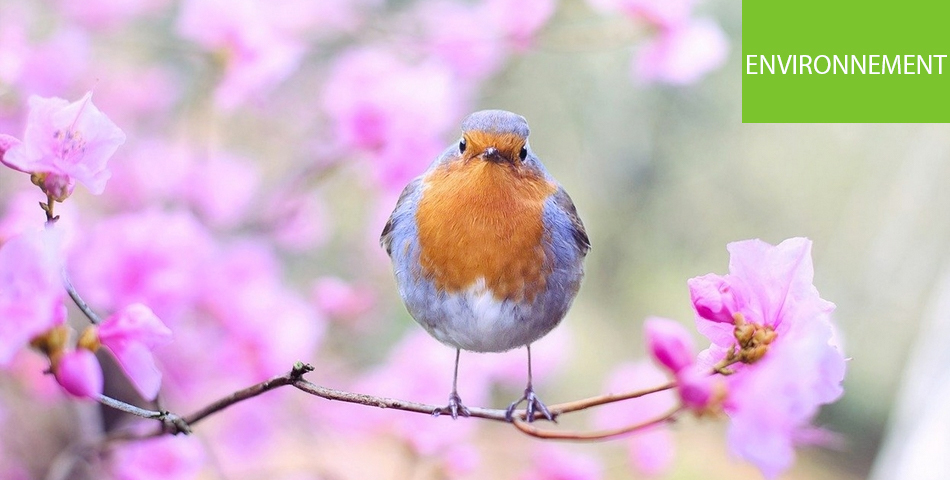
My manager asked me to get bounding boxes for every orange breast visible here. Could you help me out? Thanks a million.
[416,159,556,302]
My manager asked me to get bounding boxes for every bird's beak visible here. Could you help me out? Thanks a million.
[482,146,503,162]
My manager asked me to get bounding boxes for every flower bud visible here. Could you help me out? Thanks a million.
[688,274,741,324]
[676,365,723,414]
[644,317,696,374]
[54,349,103,399]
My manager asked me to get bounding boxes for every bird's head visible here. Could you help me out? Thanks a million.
[458,110,531,165]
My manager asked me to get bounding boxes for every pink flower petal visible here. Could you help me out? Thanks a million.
[0,134,22,169]
[100,303,173,399]
[0,229,65,365]
[688,273,742,324]
[3,91,126,194]
[54,349,103,399]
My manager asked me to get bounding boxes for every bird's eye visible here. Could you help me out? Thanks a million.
[519,146,528,160]
[459,138,467,153]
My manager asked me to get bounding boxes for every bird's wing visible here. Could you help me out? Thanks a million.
[380,177,423,256]
[552,186,591,255]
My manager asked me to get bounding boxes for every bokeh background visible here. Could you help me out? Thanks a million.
[2,0,948,478]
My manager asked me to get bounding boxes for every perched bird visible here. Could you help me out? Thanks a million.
[381,110,589,421]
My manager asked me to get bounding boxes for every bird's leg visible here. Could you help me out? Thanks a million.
[505,344,555,423]
[433,348,471,419]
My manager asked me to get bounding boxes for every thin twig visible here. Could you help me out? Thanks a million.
[100,360,728,446]
[96,395,190,434]
[546,381,677,416]
[63,270,103,325]
[511,406,683,441]
[183,362,314,425]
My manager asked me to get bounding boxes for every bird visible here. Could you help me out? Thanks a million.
[380,109,589,422]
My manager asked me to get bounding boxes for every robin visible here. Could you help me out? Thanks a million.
[380,110,589,422]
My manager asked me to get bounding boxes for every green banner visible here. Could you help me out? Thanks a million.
[742,0,950,123]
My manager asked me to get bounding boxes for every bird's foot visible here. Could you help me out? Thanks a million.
[433,391,470,420]
[505,386,554,423]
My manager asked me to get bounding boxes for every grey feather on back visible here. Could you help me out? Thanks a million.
[380,177,422,256]
[553,186,590,255]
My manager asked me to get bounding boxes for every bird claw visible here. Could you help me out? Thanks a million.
[505,386,554,423]
[433,391,470,420]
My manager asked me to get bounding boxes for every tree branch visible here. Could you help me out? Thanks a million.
[63,270,103,325]
[546,381,676,416]
[183,361,314,426]
[97,394,190,434]
[102,361,697,445]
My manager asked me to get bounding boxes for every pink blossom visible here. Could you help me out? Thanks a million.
[644,316,695,373]
[634,18,729,85]
[54,349,103,399]
[2,92,126,195]
[593,361,675,476]
[176,0,306,110]
[518,444,603,480]
[321,48,464,191]
[110,435,204,480]
[98,303,173,400]
[689,237,847,478]
[690,238,836,362]
[0,229,65,365]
